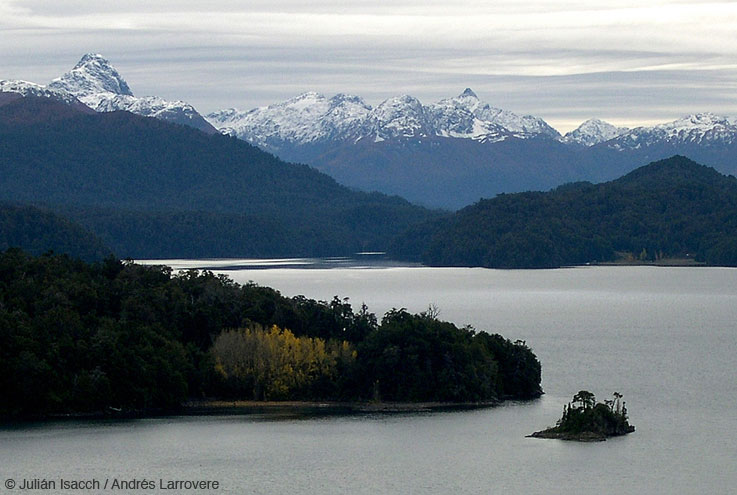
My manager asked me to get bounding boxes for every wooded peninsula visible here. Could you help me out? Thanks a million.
[0,249,542,419]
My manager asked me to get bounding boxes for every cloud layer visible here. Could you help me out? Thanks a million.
[2,0,736,131]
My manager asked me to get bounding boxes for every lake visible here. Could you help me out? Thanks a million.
[3,261,737,494]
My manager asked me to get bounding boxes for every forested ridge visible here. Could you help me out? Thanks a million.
[0,96,439,258]
[391,156,737,268]
[0,202,110,261]
[0,249,541,418]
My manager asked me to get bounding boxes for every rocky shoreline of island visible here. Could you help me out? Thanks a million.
[528,391,635,442]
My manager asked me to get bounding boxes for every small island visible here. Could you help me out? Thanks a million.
[528,391,635,442]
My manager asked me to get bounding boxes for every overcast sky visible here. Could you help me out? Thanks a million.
[2,0,736,132]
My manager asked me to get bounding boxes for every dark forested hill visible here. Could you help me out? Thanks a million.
[0,96,438,258]
[390,156,737,268]
[0,202,111,261]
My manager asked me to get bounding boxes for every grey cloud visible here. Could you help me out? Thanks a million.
[2,0,737,132]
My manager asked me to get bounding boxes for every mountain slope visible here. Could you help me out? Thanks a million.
[0,92,95,125]
[298,135,589,209]
[391,156,737,268]
[0,202,111,261]
[0,96,437,258]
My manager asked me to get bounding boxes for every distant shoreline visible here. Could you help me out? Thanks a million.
[138,256,717,273]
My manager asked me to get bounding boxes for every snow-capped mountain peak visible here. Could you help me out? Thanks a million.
[428,89,560,140]
[659,112,732,133]
[562,118,629,146]
[607,112,737,150]
[207,89,563,147]
[205,92,375,147]
[429,90,487,139]
[281,91,327,109]
[50,53,133,99]
[41,53,216,133]
[206,93,323,147]
[329,93,369,108]
[369,95,431,140]
[323,94,372,141]
[459,87,478,99]
[476,104,560,139]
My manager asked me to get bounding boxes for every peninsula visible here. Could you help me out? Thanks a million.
[0,249,542,420]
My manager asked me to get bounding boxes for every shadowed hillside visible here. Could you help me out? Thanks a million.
[0,96,439,258]
[390,156,737,268]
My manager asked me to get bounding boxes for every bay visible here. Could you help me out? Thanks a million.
[3,262,736,494]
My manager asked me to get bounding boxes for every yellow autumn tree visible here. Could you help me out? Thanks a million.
[211,324,356,400]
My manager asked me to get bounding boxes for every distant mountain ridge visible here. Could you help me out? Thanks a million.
[207,90,737,209]
[0,95,437,258]
[207,88,562,148]
[5,54,737,210]
[606,113,737,149]
[390,156,737,268]
[1,53,216,134]
[0,90,95,125]
[0,202,111,261]
[208,89,737,152]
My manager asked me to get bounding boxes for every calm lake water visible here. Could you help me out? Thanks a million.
[3,261,737,494]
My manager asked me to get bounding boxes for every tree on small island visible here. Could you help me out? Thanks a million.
[528,391,635,442]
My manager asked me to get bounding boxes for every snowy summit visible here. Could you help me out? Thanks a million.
[1,53,215,134]
[206,88,562,148]
[563,119,629,147]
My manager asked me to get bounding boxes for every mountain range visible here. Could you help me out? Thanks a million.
[2,63,736,268]
[208,91,737,209]
[206,88,561,147]
[3,53,737,211]
[208,87,737,152]
[0,95,436,258]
